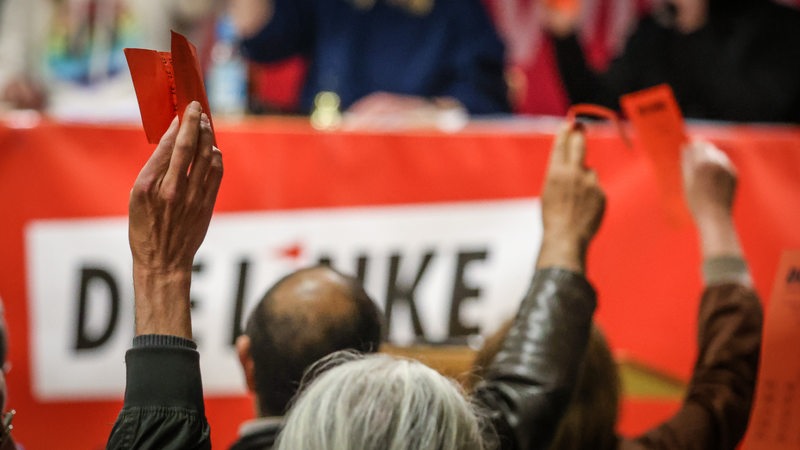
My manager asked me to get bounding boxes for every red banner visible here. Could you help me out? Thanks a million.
[1,118,799,449]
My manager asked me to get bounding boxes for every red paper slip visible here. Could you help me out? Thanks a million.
[742,250,800,449]
[620,84,690,225]
[125,31,214,144]
[566,103,631,148]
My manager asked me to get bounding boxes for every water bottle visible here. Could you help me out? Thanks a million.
[207,15,248,117]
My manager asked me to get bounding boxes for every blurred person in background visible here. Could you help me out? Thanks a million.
[228,0,511,121]
[0,0,218,120]
[543,0,800,122]
[473,140,763,450]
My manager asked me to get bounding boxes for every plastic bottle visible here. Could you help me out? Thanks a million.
[207,15,248,117]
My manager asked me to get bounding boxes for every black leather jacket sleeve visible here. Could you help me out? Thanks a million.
[106,335,210,450]
[473,268,597,450]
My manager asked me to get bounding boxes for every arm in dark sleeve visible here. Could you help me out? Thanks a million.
[440,0,511,114]
[240,0,315,63]
[551,18,661,110]
[473,268,597,450]
[106,335,210,450]
[625,259,763,450]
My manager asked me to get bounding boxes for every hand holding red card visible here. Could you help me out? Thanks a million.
[566,103,631,148]
[125,31,214,144]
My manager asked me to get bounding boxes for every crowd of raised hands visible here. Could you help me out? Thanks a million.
[101,101,761,450]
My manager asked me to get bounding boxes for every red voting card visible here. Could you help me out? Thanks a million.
[620,84,690,225]
[125,31,214,144]
[742,250,800,449]
[566,103,631,148]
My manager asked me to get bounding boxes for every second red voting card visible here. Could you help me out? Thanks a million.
[620,84,690,224]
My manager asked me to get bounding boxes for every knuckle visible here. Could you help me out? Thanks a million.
[161,185,180,204]
[211,152,224,172]
[131,178,156,198]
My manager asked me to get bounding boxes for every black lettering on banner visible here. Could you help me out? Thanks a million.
[191,262,204,345]
[449,250,488,337]
[190,262,204,310]
[74,267,120,351]
[385,252,434,340]
[355,254,369,284]
[230,259,250,346]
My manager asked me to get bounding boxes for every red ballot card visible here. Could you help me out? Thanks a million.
[566,103,632,148]
[125,31,213,144]
[620,84,690,225]
[742,250,800,449]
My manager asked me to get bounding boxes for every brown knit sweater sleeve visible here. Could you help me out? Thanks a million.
[620,283,763,450]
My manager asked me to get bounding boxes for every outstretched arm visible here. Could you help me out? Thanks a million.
[129,102,223,339]
[627,141,762,450]
[107,102,223,450]
[474,124,605,450]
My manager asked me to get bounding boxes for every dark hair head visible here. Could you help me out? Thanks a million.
[472,320,620,450]
[244,265,383,416]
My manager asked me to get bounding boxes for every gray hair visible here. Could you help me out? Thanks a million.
[275,352,486,450]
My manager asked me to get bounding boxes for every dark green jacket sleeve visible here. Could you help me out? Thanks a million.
[473,268,597,450]
[106,335,210,450]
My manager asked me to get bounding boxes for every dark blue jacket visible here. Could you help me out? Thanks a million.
[241,0,510,114]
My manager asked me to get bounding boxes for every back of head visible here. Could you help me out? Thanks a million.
[275,352,486,450]
[472,321,620,450]
[244,265,382,416]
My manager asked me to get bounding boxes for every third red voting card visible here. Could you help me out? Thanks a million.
[742,250,800,449]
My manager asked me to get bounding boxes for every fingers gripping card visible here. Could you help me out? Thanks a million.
[620,84,690,224]
[742,250,800,449]
[125,31,214,144]
[566,103,632,148]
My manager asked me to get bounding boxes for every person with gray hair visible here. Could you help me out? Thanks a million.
[276,352,485,450]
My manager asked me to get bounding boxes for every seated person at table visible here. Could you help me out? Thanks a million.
[105,101,604,449]
[228,0,511,116]
[231,265,383,450]
[473,140,763,450]
[543,0,800,123]
[0,0,216,119]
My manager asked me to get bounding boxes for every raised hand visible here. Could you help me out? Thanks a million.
[681,140,742,259]
[537,124,606,273]
[682,139,736,224]
[129,101,223,338]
